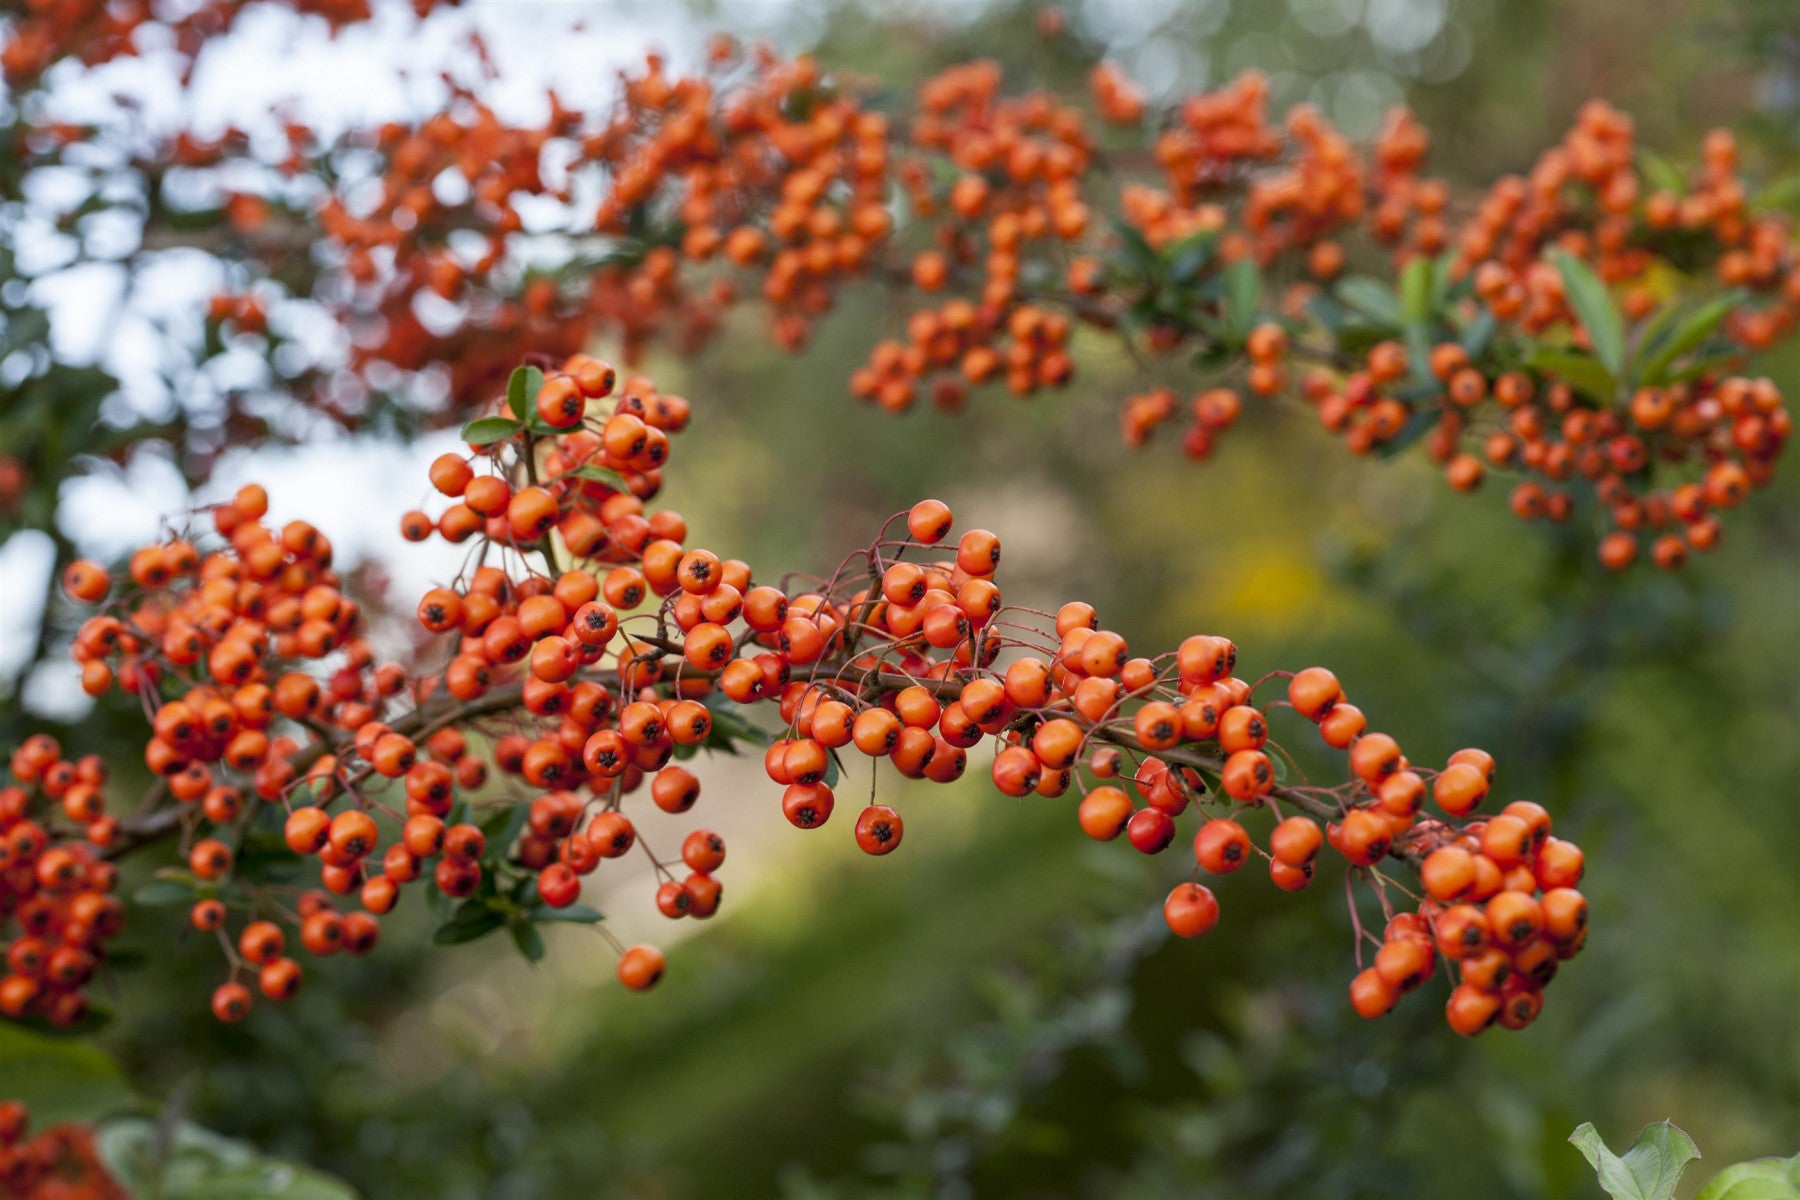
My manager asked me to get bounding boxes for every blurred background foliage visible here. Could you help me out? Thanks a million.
[4,0,1799,1197]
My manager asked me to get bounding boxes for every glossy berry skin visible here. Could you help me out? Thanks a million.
[618,945,665,991]
[1126,808,1175,855]
[854,805,904,856]
[1162,883,1220,938]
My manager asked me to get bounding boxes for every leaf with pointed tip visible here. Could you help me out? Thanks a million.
[532,903,604,924]
[461,417,522,446]
[1636,292,1742,386]
[432,904,505,945]
[1552,251,1626,374]
[510,920,546,963]
[1569,1120,1701,1200]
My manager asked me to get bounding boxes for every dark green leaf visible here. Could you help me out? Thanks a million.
[1374,407,1439,458]
[132,881,194,907]
[1552,251,1626,374]
[705,699,775,755]
[1108,216,1158,277]
[460,417,522,446]
[1636,292,1742,386]
[432,905,506,946]
[479,802,533,858]
[507,365,544,423]
[510,920,546,963]
[1166,230,1217,286]
[532,903,604,924]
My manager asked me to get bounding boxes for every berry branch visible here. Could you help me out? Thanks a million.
[7,359,1587,1040]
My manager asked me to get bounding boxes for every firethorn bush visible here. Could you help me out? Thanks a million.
[0,4,1793,1185]
[4,353,1588,1039]
[0,7,1794,593]
[0,1099,125,1200]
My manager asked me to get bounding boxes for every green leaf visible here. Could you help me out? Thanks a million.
[1336,277,1404,329]
[1222,258,1261,340]
[432,905,506,946]
[1751,174,1800,215]
[532,903,604,924]
[1693,1156,1800,1200]
[1108,217,1158,278]
[460,417,522,446]
[1636,292,1742,386]
[97,1117,357,1200]
[823,750,842,790]
[1639,149,1687,196]
[1570,1120,1702,1200]
[1166,230,1217,286]
[1631,301,1688,367]
[0,1023,134,1126]
[704,699,775,755]
[510,920,546,963]
[1400,255,1435,327]
[133,880,195,906]
[571,464,631,491]
[1552,251,1626,374]
[478,802,532,859]
[1374,407,1439,459]
[1525,348,1618,403]
[507,365,544,423]
[1306,292,1348,335]
[1458,309,1497,358]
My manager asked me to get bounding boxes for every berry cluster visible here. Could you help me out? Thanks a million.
[6,11,1790,567]
[37,361,1587,1035]
[0,0,451,82]
[0,736,124,1028]
[0,1101,125,1200]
